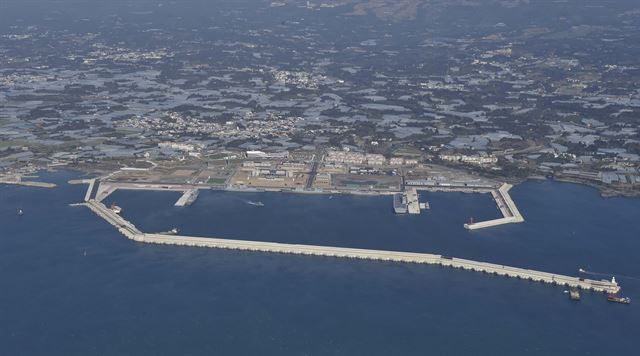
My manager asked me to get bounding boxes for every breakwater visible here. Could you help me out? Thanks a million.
[465,183,525,229]
[81,199,619,294]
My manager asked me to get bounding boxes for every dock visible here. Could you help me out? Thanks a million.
[465,183,524,230]
[81,199,620,295]
[394,188,421,215]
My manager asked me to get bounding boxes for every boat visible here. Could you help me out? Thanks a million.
[110,202,122,214]
[247,201,264,207]
[569,289,580,301]
[18,209,24,216]
[159,227,179,235]
[607,293,631,304]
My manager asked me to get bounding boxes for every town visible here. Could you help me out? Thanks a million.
[1,0,639,199]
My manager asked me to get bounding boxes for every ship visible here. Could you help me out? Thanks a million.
[247,201,264,207]
[110,202,122,214]
[18,209,24,216]
[159,227,179,235]
[607,293,631,304]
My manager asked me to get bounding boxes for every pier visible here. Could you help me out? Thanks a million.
[81,199,620,295]
[175,189,199,207]
[406,188,420,214]
[465,183,524,230]
[84,179,96,202]
[393,188,422,214]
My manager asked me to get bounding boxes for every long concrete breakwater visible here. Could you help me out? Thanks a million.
[82,200,620,294]
[0,179,56,188]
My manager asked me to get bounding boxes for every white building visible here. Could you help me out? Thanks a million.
[246,150,289,159]
[440,153,497,165]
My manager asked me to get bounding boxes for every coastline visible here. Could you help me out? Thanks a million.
[526,175,640,199]
[2,164,638,200]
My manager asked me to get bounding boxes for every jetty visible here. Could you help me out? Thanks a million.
[84,179,96,202]
[175,189,199,207]
[406,188,420,214]
[393,188,422,214]
[81,199,620,295]
[0,178,56,188]
[465,183,524,230]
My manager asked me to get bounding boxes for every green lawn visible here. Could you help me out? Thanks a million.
[207,177,228,185]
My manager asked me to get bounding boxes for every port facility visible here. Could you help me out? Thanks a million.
[79,181,620,296]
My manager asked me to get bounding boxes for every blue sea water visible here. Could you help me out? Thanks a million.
[1,171,639,356]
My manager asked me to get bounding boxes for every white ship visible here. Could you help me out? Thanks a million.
[247,201,265,207]
[159,227,179,235]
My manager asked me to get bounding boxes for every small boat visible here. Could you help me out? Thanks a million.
[607,293,631,304]
[156,227,179,235]
[18,209,24,216]
[247,201,264,207]
[110,202,122,214]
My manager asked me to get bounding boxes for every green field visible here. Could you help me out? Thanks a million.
[207,153,230,160]
[207,177,228,185]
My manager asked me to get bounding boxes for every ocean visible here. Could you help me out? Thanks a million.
[1,171,639,355]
